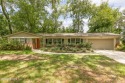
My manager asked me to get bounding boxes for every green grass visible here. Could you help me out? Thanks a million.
[0,54,125,83]
[0,50,34,55]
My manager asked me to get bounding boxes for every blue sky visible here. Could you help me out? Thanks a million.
[61,0,125,32]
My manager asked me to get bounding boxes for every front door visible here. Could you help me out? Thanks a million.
[32,38,40,49]
[36,38,40,49]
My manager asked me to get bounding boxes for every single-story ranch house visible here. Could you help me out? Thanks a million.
[5,32,121,50]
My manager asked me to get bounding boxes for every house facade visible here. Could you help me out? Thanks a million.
[6,32,121,50]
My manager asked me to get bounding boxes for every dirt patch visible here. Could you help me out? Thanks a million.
[0,54,46,61]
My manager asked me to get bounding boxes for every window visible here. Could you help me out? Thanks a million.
[68,38,83,44]
[20,38,27,44]
[68,38,75,44]
[81,39,83,43]
[62,39,64,44]
[76,38,81,44]
[13,38,31,44]
[46,38,52,45]
[71,38,75,44]
[53,38,64,45]
[13,38,18,41]
[68,39,70,43]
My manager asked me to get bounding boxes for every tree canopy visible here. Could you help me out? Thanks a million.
[0,0,123,36]
[88,2,120,33]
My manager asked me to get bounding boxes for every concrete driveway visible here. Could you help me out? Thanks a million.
[95,50,125,64]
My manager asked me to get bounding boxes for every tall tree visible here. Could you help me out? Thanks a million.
[0,14,9,36]
[115,9,125,33]
[88,2,120,33]
[11,0,47,33]
[67,0,92,32]
[51,0,62,33]
[117,10,125,44]
[0,0,13,34]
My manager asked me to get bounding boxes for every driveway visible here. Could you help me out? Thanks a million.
[95,50,125,64]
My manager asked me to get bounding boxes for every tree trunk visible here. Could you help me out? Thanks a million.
[0,0,12,34]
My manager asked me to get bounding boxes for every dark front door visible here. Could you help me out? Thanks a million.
[36,38,40,49]
[33,38,40,49]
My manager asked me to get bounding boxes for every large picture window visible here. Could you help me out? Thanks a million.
[71,38,75,44]
[20,38,27,44]
[76,38,81,44]
[13,38,28,44]
[53,38,64,45]
[46,38,52,45]
[68,38,83,44]
[46,38,64,45]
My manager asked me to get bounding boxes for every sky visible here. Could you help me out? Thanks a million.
[62,0,125,32]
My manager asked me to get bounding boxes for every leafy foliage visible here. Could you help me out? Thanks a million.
[41,42,92,53]
[0,0,122,34]
[0,39,31,50]
[119,10,125,44]
[67,0,92,32]
[88,2,120,33]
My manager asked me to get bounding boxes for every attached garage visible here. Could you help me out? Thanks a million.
[88,39,114,50]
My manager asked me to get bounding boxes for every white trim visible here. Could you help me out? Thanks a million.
[114,38,116,50]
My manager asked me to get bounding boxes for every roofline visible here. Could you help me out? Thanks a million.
[40,33,121,37]
[4,31,121,38]
[5,31,40,38]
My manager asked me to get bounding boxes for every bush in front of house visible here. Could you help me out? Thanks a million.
[116,43,125,52]
[41,42,93,53]
[0,39,31,51]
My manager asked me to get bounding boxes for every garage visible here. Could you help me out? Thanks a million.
[88,39,114,50]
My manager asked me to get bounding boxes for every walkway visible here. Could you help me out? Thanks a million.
[95,50,125,64]
[32,49,98,55]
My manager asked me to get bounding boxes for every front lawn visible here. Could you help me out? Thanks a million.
[0,53,125,83]
[0,50,34,55]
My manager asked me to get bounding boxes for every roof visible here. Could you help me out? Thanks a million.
[39,33,121,37]
[5,31,40,38]
[5,31,121,38]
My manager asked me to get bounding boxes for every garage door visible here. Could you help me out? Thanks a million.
[88,39,114,50]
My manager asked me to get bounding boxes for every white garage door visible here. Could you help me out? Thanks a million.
[88,39,114,50]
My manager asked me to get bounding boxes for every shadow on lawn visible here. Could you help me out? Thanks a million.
[0,54,125,83]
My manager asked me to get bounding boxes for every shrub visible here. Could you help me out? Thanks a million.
[24,45,32,50]
[0,39,31,51]
[76,42,92,48]
[41,41,93,53]
[116,44,125,51]
[121,38,125,45]
[84,42,92,50]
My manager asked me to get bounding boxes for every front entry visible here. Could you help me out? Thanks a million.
[33,38,40,49]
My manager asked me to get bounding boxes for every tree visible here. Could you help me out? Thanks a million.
[88,2,120,33]
[115,9,125,34]
[0,14,9,36]
[118,9,125,44]
[11,0,47,33]
[50,0,62,33]
[0,0,13,34]
[67,0,92,32]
